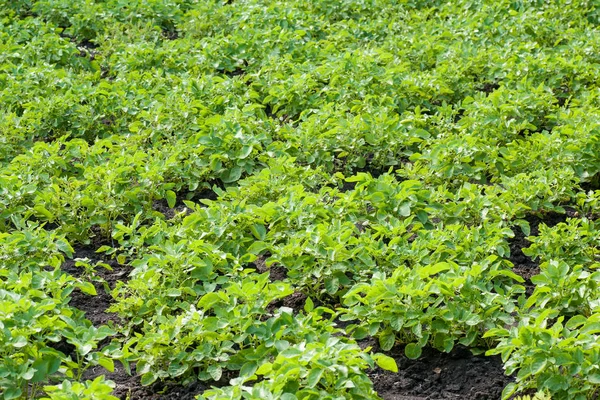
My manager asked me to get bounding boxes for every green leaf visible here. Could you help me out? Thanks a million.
[207,365,222,381]
[374,354,398,372]
[365,132,378,145]
[418,262,451,278]
[345,173,371,182]
[543,375,568,391]
[566,315,587,330]
[379,330,396,351]
[12,336,28,348]
[398,203,411,217]
[530,356,547,375]
[307,367,324,388]
[238,145,253,159]
[240,362,257,378]
[221,166,243,183]
[515,219,531,236]
[98,357,115,373]
[324,276,339,295]
[166,190,176,208]
[587,373,600,384]
[140,372,157,386]
[352,326,369,340]
[34,205,54,220]
[256,362,272,375]
[442,336,454,353]
[370,192,385,204]
[501,382,517,400]
[31,355,60,383]
[250,224,266,240]
[405,343,422,359]
[416,210,428,223]
[22,367,35,380]
[247,241,267,254]
[304,297,314,313]
[96,245,112,253]
[3,387,22,400]
[56,239,74,258]
[368,322,380,336]
[522,247,535,257]
[76,281,97,296]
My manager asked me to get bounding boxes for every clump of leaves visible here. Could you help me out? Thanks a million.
[486,310,600,399]
[199,335,392,400]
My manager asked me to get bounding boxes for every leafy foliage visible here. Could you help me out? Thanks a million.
[2,0,600,399]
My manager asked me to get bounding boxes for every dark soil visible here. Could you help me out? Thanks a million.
[267,291,308,313]
[78,39,99,50]
[371,345,513,400]
[48,338,77,359]
[68,283,120,327]
[152,187,218,219]
[477,81,500,94]
[218,60,247,78]
[269,264,289,282]
[152,200,192,220]
[334,162,402,193]
[62,246,130,326]
[252,255,310,312]
[101,64,113,80]
[252,254,288,282]
[508,219,540,297]
[83,362,233,400]
[162,28,179,40]
[263,103,298,125]
[222,67,245,78]
[580,172,600,192]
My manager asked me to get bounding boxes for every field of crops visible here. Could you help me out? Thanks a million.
[2,0,600,399]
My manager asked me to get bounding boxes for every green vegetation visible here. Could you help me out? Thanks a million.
[1,0,600,399]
